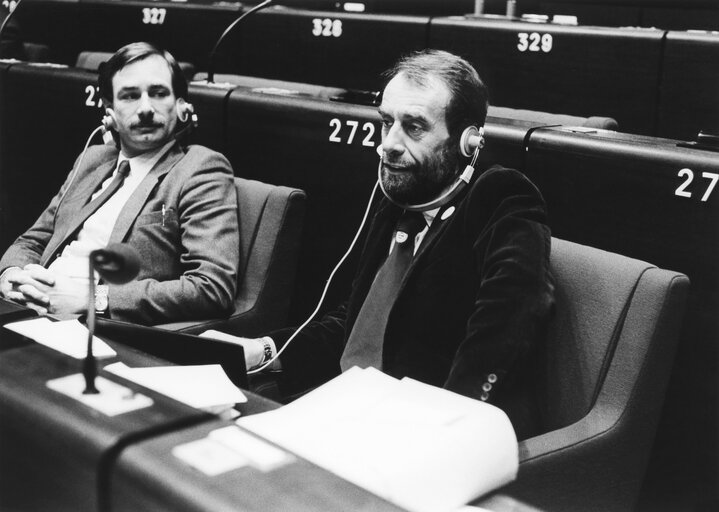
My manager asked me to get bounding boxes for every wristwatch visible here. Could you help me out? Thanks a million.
[94,284,109,315]
[259,337,273,366]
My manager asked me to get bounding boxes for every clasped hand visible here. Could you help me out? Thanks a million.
[0,264,88,317]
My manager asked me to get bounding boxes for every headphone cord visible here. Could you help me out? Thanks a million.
[248,180,380,374]
[52,125,105,227]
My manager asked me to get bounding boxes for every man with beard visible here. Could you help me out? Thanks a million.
[204,50,554,438]
[0,42,239,325]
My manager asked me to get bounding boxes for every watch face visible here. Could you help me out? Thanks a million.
[95,294,108,312]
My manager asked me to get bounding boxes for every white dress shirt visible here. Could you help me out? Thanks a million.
[48,140,175,283]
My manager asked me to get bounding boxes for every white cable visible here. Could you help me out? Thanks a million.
[52,125,105,224]
[248,180,381,374]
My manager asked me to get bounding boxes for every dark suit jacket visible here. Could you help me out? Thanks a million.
[0,142,240,325]
[271,165,554,439]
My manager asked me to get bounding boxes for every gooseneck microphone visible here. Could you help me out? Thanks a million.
[206,0,273,84]
[83,243,141,394]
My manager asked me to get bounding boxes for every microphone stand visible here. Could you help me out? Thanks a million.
[205,0,273,84]
[83,257,99,394]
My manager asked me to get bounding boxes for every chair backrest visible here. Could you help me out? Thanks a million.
[507,238,689,511]
[542,237,655,430]
[229,177,306,336]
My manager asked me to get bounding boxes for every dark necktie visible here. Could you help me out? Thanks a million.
[340,211,426,371]
[49,160,131,263]
[82,159,131,218]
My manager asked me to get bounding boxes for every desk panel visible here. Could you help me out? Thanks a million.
[221,8,429,91]
[522,127,719,509]
[429,17,664,135]
[657,31,719,141]
[0,63,102,252]
[110,419,407,512]
[0,337,212,512]
[76,0,242,70]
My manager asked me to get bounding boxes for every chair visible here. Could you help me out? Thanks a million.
[499,238,689,512]
[157,177,305,336]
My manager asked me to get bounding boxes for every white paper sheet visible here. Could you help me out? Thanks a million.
[104,362,247,410]
[237,367,518,512]
[5,317,116,358]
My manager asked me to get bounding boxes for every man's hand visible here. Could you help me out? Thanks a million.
[199,330,267,370]
[43,273,89,317]
[1,265,88,317]
[1,264,55,314]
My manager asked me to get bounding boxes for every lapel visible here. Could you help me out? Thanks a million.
[109,143,184,244]
[42,154,118,265]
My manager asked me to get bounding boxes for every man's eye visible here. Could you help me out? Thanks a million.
[407,124,423,136]
[380,118,393,129]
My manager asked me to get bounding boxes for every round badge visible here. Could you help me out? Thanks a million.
[396,232,409,244]
[441,206,456,221]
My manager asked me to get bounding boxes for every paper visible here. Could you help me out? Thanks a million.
[46,373,153,416]
[209,426,294,472]
[238,367,518,512]
[104,362,247,410]
[173,438,250,477]
[5,317,116,359]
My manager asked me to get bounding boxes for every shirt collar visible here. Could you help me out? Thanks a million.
[119,139,176,174]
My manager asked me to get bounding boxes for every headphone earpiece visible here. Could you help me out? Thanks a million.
[101,108,117,144]
[460,125,485,158]
[102,108,117,132]
[176,101,198,129]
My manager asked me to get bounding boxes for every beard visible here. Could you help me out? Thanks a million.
[380,138,461,206]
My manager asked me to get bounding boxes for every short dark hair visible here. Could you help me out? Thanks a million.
[98,42,187,104]
[382,49,489,138]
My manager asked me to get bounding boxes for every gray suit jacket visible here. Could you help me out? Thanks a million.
[0,142,240,325]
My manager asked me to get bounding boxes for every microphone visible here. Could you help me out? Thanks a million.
[205,0,274,84]
[83,243,140,394]
[91,243,141,285]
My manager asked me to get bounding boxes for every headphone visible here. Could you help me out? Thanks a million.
[101,99,199,143]
[377,125,485,212]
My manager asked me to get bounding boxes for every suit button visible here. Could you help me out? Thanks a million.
[487,373,497,384]
[482,382,492,392]
[480,392,489,401]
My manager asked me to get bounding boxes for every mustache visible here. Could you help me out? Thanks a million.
[132,120,164,129]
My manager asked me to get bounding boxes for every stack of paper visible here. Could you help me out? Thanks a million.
[105,362,246,416]
[237,367,518,512]
[4,317,116,358]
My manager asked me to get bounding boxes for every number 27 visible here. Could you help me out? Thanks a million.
[675,168,719,202]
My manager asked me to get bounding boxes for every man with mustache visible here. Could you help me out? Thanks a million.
[0,42,239,325]
[205,49,554,438]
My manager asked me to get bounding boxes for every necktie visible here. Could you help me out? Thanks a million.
[340,211,426,371]
[82,159,131,218]
[49,160,131,263]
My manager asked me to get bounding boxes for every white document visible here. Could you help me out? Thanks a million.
[238,367,518,512]
[104,362,247,410]
[4,317,116,359]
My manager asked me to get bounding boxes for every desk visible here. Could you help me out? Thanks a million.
[0,325,406,512]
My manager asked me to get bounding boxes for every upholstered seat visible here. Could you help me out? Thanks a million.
[499,238,689,511]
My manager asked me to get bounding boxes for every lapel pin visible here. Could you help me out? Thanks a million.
[441,206,455,221]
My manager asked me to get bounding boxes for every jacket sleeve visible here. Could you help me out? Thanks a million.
[443,167,555,408]
[108,152,240,324]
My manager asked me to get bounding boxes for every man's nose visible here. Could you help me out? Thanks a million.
[382,124,405,158]
[137,92,154,116]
